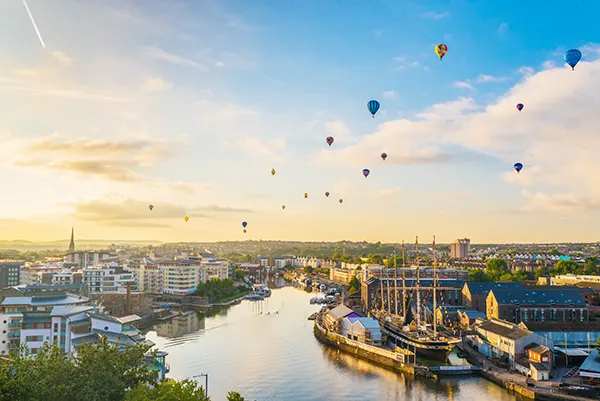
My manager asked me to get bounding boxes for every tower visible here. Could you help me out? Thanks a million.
[68,227,75,252]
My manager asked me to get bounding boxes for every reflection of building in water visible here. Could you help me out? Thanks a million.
[155,311,205,338]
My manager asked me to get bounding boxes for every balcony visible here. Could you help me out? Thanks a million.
[8,330,20,338]
[8,322,21,329]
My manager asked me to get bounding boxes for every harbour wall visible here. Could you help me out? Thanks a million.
[313,321,431,378]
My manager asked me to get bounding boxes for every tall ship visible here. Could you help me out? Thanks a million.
[374,236,460,361]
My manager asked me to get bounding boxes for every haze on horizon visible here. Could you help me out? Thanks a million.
[1,1,600,244]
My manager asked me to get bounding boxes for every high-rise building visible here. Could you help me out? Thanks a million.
[450,238,470,258]
[0,262,23,288]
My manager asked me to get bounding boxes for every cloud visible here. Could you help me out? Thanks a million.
[14,135,180,182]
[476,74,510,83]
[393,56,421,71]
[434,192,471,200]
[325,120,351,140]
[142,46,208,70]
[313,57,600,213]
[498,23,508,34]
[50,51,73,67]
[423,11,449,20]
[542,60,556,69]
[371,188,402,199]
[142,77,172,92]
[382,90,396,99]
[190,205,253,213]
[518,66,535,76]
[521,191,600,213]
[221,136,285,161]
[451,81,475,90]
[195,99,257,121]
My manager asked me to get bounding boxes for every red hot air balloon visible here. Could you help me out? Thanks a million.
[325,192,330,197]
[326,136,334,147]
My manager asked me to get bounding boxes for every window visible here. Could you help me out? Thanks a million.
[53,323,58,333]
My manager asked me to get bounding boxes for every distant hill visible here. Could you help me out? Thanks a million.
[0,239,163,251]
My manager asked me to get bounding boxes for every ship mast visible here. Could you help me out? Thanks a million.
[393,247,399,316]
[416,236,421,332]
[402,241,407,323]
[386,253,392,313]
[433,235,438,340]
[379,263,385,312]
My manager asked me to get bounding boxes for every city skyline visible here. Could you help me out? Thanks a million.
[1,1,600,243]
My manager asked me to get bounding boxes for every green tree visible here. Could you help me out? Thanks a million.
[367,254,383,265]
[126,379,209,401]
[196,279,249,303]
[499,273,514,281]
[486,258,509,280]
[235,269,245,279]
[303,266,314,274]
[535,266,549,280]
[584,260,598,275]
[512,270,528,282]
[227,391,246,401]
[348,276,361,294]
[553,260,579,275]
[469,269,491,282]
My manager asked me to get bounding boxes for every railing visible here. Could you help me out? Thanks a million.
[8,331,20,338]
[8,322,21,329]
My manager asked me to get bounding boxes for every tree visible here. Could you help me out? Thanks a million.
[486,258,509,280]
[348,276,361,294]
[469,269,491,282]
[227,392,246,401]
[512,270,528,282]
[235,269,245,280]
[499,273,514,281]
[553,260,579,275]
[367,254,383,265]
[535,266,549,280]
[126,379,209,401]
[303,266,313,274]
[584,260,598,275]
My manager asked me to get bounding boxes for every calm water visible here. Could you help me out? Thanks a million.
[146,280,523,401]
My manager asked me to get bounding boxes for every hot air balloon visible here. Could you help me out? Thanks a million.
[304,193,308,198]
[381,152,387,161]
[326,136,334,147]
[435,44,448,60]
[514,162,523,174]
[362,169,370,178]
[243,229,247,234]
[564,49,582,70]
[184,216,189,222]
[325,192,330,197]
[242,221,247,228]
[271,168,276,176]
[339,199,343,204]
[282,205,286,210]
[149,205,154,211]
[516,103,524,112]
[367,100,380,118]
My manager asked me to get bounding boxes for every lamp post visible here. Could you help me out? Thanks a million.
[191,374,209,397]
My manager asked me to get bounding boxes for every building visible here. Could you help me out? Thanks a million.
[323,304,353,332]
[52,269,83,286]
[330,268,357,284]
[340,316,382,346]
[68,227,75,252]
[295,257,323,268]
[82,263,137,295]
[462,282,524,313]
[202,258,230,281]
[551,274,600,286]
[520,321,600,359]
[129,258,163,294]
[473,319,553,368]
[579,349,600,385]
[486,288,588,324]
[20,264,62,285]
[0,288,90,356]
[435,305,464,327]
[0,262,23,288]
[450,239,470,259]
[158,259,202,296]
[457,309,487,328]
[273,256,295,269]
[369,267,470,282]
[65,251,116,269]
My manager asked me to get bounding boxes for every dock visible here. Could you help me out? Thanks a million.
[430,365,482,377]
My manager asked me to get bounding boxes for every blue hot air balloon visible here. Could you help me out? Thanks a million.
[381,152,387,161]
[362,169,370,178]
[516,103,524,112]
[514,163,523,174]
[242,221,247,228]
[367,100,380,118]
[564,49,582,70]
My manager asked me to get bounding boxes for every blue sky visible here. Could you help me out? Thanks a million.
[0,0,599,243]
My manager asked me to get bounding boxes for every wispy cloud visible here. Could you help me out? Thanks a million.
[451,81,475,90]
[50,51,73,67]
[423,11,449,20]
[542,60,556,69]
[518,66,535,76]
[434,192,471,200]
[497,22,508,34]
[142,77,172,92]
[325,120,351,140]
[222,136,285,161]
[382,90,397,99]
[475,74,510,83]
[393,56,421,71]
[371,188,402,199]
[142,46,208,70]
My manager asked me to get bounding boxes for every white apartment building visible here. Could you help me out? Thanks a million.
[295,257,323,268]
[129,259,164,294]
[52,269,83,286]
[82,263,137,295]
[159,259,202,296]
[20,264,62,285]
[202,259,230,281]
[65,251,117,268]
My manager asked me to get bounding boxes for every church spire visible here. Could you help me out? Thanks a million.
[68,227,75,252]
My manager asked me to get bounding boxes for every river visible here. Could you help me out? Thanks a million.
[145,280,524,401]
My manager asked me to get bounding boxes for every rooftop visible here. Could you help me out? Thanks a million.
[464,282,523,295]
[2,293,89,307]
[478,319,533,340]
[51,305,94,317]
[347,316,381,330]
[90,314,141,325]
[580,350,600,377]
[327,304,354,320]
[458,309,488,319]
[521,321,600,332]
[490,288,586,306]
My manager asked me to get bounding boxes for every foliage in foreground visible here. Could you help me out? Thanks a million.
[196,278,249,303]
[0,339,244,401]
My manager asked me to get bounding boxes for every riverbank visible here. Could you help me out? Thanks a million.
[313,320,431,379]
[463,342,592,401]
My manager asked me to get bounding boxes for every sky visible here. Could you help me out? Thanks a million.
[1,0,600,244]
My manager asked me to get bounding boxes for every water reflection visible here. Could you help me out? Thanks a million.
[155,311,205,338]
[145,285,522,401]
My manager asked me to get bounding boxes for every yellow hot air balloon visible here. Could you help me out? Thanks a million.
[184,216,189,222]
[281,205,286,210]
[271,168,276,176]
[339,199,343,204]
[435,44,448,60]
[304,193,308,198]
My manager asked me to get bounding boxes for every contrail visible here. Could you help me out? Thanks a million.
[22,0,46,49]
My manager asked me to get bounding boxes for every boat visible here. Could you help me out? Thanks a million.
[252,284,272,297]
[245,293,264,301]
[376,236,460,362]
